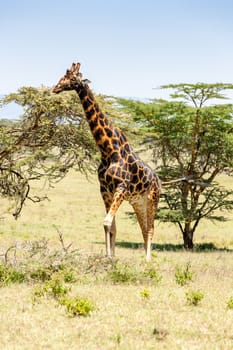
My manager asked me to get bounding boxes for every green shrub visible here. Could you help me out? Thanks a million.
[152,326,169,340]
[47,276,70,299]
[5,269,25,283]
[32,275,69,303]
[143,266,162,285]
[29,267,53,282]
[226,296,233,309]
[62,296,95,317]
[108,261,163,285]
[185,290,204,306]
[140,289,151,299]
[32,284,47,303]
[62,268,77,283]
[0,263,26,285]
[175,262,193,286]
[108,263,138,283]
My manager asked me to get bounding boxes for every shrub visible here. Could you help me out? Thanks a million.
[108,262,138,283]
[175,262,193,286]
[0,263,26,285]
[29,267,53,282]
[226,296,233,309]
[62,296,95,317]
[185,290,204,306]
[143,266,162,285]
[47,276,70,299]
[140,289,151,299]
[152,326,169,340]
[32,275,69,303]
[62,268,77,283]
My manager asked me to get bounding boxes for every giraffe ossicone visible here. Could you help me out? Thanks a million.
[53,62,161,261]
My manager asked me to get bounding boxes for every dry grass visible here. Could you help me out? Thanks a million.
[0,171,233,349]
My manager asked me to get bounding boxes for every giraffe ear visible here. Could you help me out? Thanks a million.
[73,62,81,71]
[70,62,80,73]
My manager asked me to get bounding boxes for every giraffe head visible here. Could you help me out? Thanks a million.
[52,62,90,93]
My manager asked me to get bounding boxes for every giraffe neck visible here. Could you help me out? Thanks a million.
[74,84,126,158]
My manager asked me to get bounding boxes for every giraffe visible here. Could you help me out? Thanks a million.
[52,62,161,261]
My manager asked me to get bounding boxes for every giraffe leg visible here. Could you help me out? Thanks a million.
[104,216,116,257]
[145,191,160,261]
[101,193,114,257]
[132,192,159,262]
[132,196,149,258]
[102,188,125,257]
[110,217,116,255]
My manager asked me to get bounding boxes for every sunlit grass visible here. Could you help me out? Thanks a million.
[0,171,232,349]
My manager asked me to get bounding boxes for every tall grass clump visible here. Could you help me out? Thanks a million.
[143,265,162,285]
[175,262,194,286]
[108,262,139,284]
[0,263,26,285]
[61,296,95,317]
[226,296,233,309]
[32,273,95,317]
[185,290,204,306]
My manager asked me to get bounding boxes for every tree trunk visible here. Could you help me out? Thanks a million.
[182,223,194,250]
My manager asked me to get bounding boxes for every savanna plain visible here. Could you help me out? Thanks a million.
[0,171,232,350]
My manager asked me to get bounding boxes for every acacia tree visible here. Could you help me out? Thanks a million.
[0,86,137,219]
[118,83,233,249]
[0,86,98,218]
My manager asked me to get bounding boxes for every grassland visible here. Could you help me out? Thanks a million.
[0,171,232,350]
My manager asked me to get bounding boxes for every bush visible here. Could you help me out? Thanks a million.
[62,296,95,317]
[143,266,162,285]
[0,263,26,285]
[31,273,95,318]
[32,275,69,303]
[226,296,233,309]
[140,289,151,299]
[108,262,139,284]
[62,268,77,283]
[175,262,193,286]
[29,267,53,282]
[185,290,204,306]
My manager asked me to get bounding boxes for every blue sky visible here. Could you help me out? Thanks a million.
[1,0,233,104]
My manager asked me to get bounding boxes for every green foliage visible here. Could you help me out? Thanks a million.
[175,262,194,286]
[114,333,122,345]
[108,261,162,285]
[0,88,134,219]
[0,87,98,218]
[46,276,70,299]
[140,288,151,299]
[62,268,77,283]
[32,275,69,303]
[152,326,169,340]
[29,267,53,282]
[118,83,233,248]
[226,296,233,309]
[185,290,204,306]
[61,296,95,317]
[108,262,138,283]
[32,272,95,317]
[0,263,26,285]
[143,265,162,285]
